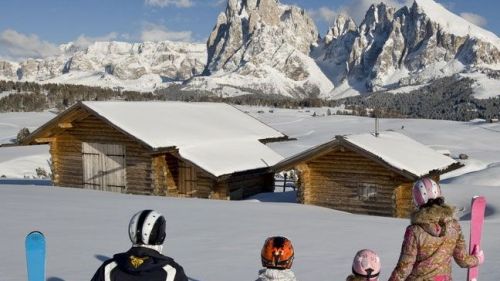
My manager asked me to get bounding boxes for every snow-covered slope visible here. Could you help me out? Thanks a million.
[0,182,499,281]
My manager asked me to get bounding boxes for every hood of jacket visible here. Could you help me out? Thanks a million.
[256,268,298,281]
[113,246,174,274]
[411,203,456,237]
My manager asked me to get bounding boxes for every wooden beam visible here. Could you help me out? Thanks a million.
[58,122,73,129]
[35,137,55,143]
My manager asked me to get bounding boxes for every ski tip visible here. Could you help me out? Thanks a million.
[472,195,486,202]
[26,231,45,238]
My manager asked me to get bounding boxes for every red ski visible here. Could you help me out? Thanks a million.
[467,196,486,281]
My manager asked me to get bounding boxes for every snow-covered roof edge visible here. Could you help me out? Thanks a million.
[274,131,461,179]
[339,133,461,179]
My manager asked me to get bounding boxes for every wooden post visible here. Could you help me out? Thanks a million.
[283,172,287,192]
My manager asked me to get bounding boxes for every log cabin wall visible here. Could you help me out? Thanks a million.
[51,114,153,194]
[296,146,412,217]
[393,182,414,218]
[153,155,218,199]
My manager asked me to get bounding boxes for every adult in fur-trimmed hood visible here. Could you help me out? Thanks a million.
[388,178,484,281]
[256,236,298,281]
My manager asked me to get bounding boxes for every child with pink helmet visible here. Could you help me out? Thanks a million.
[388,177,484,281]
[346,249,381,281]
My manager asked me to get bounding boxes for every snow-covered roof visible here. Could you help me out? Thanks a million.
[275,131,458,179]
[83,101,284,148]
[179,139,284,177]
[343,131,458,178]
[83,101,285,177]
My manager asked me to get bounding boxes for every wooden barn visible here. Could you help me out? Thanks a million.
[274,131,461,217]
[23,101,287,199]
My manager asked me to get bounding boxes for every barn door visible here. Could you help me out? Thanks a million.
[179,162,197,196]
[82,142,126,192]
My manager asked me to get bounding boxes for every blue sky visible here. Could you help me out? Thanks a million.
[0,0,498,60]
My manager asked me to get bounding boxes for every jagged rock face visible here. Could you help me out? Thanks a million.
[206,0,317,76]
[0,61,16,78]
[66,41,207,81]
[18,58,66,80]
[6,41,207,84]
[315,1,500,92]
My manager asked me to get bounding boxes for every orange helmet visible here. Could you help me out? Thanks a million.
[261,236,294,269]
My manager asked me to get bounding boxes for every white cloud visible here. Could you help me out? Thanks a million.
[308,7,338,25]
[460,12,487,27]
[211,0,226,7]
[72,32,119,49]
[0,29,60,60]
[145,0,193,8]
[141,23,192,42]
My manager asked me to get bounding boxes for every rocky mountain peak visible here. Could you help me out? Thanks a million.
[359,3,396,36]
[205,0,317,74]
[324,14,357,45]
[187,0,333,98]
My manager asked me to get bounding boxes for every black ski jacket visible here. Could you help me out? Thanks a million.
[91,246,188,281]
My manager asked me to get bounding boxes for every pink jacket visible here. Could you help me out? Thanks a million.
[389,204,479,281]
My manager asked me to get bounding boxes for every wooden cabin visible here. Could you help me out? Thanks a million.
[274,132,462,217]
[23,101,287,199]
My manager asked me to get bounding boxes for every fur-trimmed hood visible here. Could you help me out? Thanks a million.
[411,203,456,237]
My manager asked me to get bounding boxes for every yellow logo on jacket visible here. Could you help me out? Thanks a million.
[129,255,148,268]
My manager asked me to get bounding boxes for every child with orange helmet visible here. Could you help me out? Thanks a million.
[346,249,381,281]
[256,236,297,281]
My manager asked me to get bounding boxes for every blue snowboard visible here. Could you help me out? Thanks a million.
[25,231,46,281]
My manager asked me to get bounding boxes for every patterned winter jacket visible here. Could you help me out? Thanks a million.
[256,268,298,281]
[388,203,479,281]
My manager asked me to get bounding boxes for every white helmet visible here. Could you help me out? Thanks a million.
[128,210,166,245]
[412,178,442,207]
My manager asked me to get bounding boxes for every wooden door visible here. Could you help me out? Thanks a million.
[179,162,197,196]
[82,142,126,192]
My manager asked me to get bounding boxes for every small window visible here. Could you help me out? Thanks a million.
[358,184,377,201]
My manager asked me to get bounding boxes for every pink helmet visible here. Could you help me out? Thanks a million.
[412,177,442,207]
[352,249,380,280]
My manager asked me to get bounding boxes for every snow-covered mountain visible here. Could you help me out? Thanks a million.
[185,0,334,98]
[1,0,499,99]
[313,0,500,98]
[0,41,207,92]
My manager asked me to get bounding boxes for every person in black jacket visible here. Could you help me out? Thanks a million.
[91,209,188,281]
